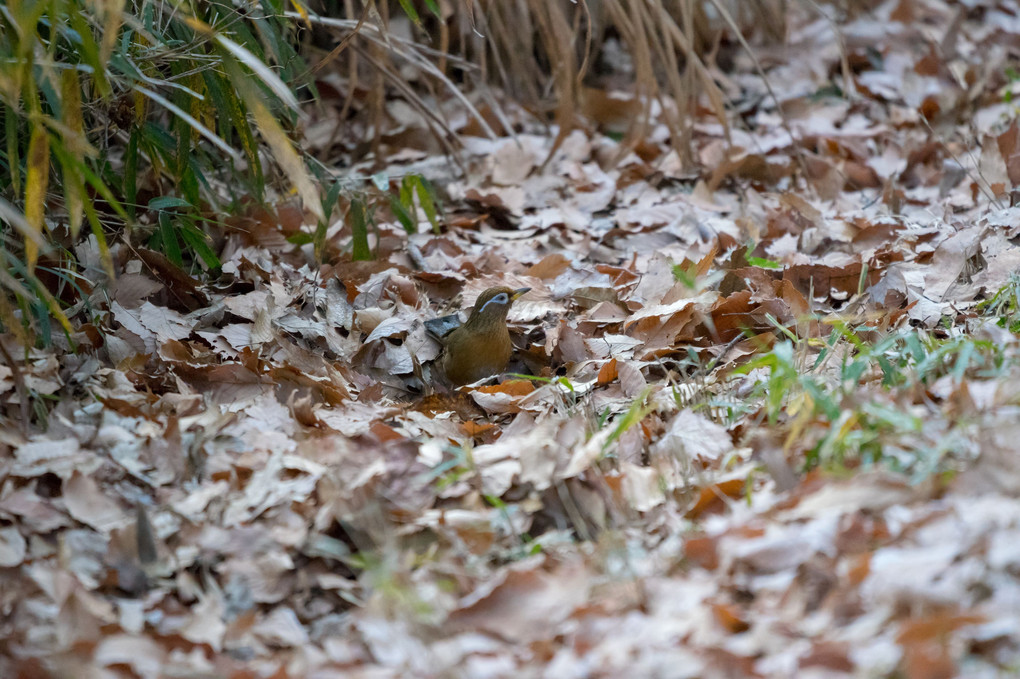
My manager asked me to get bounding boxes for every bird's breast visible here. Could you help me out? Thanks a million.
[442,326,513,385]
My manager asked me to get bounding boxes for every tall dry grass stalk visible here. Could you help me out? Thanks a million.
[308,1,788,167]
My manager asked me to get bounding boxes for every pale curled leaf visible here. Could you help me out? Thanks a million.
[0,526,27,567]
[63,472,128,533]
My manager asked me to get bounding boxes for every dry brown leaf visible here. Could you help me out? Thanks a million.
[449,557,590,643]
[63,472,127,533]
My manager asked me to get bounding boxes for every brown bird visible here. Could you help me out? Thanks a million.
[427,286,530,386]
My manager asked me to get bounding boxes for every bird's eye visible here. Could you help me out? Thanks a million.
[479,292,509,312]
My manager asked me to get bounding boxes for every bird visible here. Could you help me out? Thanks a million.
[425,286,530,386]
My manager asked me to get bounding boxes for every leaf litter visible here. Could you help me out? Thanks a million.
[6,1,1020,677]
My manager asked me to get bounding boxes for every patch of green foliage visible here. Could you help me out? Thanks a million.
[602,387,655,453]
[0,0,312,346]
[977,273,1020,333]
[379,172,443,237]
[291,172,446,264]
[743,244,783,270]
[1003,66,1020,104]
[736,318,1007,479]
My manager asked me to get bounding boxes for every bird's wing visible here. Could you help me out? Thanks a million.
[424,313,463,341]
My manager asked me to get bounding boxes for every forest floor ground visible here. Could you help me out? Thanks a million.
[4,1,1020,678]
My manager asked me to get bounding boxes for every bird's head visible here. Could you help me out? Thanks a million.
[468,286,530,323]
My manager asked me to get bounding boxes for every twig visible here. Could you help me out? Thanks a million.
[0,339,31,437]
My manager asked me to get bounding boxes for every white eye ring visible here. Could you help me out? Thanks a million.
[479,292,510,313]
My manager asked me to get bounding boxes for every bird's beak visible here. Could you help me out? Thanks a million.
[511,287,531,301]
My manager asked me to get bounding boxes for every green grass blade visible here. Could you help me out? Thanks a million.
[350,199,371,261]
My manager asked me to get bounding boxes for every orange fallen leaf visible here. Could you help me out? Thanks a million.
[412,392,485,419]
[712,601,750,633]
[598,358,618,385]
[686,478,746,519]
[453,524,495,555]
[462,421,497,437]
[476,379,535,397]
[683,535,720,570]
[847,553,871,586]
[896,612,985,645]
[526,253,571,279]
[370,421,404,442]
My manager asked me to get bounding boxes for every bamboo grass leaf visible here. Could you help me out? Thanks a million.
[99,0,127,66]
[82,200,115,280]
[124,127,139,217]
[198,26,300,112]
[397,0,421,26]
[413,175,441,234]
[24,123,50,273]
[0,197,47,251]
[158,211,183,266]
[148,196,192,210]
[30,273,74,337]
[219,80,263,195]
[60,70,86,238]
[51,144,130,223]
[350,199,371,261]
[179,222,220,269]
[5,108,20,196]
[290,0,312,27]
[389,196,414,234]
[68,11,111,97]
[6,253,75,338]
[236,69,323,221]
[134,85,242,161]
